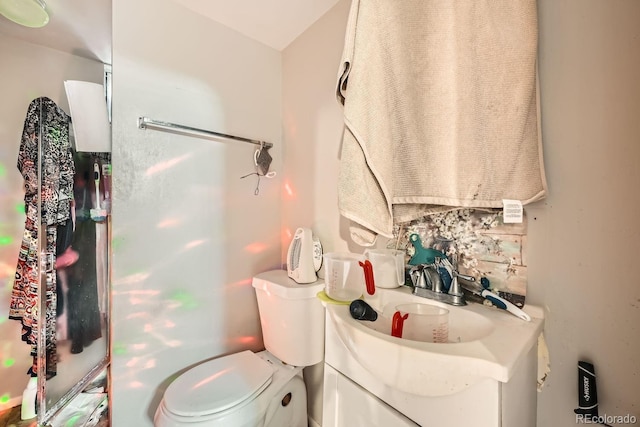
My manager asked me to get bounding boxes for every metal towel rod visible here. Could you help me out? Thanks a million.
[137,117,273,149]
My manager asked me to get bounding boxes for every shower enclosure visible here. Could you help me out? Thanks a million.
[15,96,112,425]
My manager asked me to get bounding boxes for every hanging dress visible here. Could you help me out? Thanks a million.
[9,97,75,378]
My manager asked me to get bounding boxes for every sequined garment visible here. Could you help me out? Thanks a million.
[9,97,74,378]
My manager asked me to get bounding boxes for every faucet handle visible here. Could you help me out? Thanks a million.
[448,276,464,298]
[409,266,424,288]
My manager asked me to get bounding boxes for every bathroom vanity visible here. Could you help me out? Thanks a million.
[321,286,543,427]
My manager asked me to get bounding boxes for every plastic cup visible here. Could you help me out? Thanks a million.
[323,252,365,302]
[364,249,405,288]
[392,303,449,343]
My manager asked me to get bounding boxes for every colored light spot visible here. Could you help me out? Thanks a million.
[170,290,198,310]
[0,164,5,177]
[145,153,191,177]
[65,414,82,426]
[0,236,13,246]
[111,236,124,252]
[284,181,295,197]
[244,241,268,254]
[3,358,15,368]
[113,342,127,355]
[15,203,25,214]
[228,278,252,288]
[157,217,181,228]
[235,336,257,345]
[184,239,205,250]
[0,394,9,404]
[115,272,150,286]
[132,343,148,351]
[0,316,6,324]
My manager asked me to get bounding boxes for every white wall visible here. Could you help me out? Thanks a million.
[111,0,282,425]
[530,0,640,424]
[281,2,351,424]
[281,0,360,255]
[284,0,640,425]
[0,35,104,408]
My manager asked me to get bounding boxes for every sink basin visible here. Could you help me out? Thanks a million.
[324,286,544,397]
[365,300,495,343]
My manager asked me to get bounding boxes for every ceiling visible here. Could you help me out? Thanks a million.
[172,0,341,51]
[0,0,341,65]
[0,0,112,63]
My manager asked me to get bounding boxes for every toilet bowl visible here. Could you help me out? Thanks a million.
[155,351,306,427]
[154,270,325,427]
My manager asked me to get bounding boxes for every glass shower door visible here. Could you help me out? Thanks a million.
[31,97,111,425]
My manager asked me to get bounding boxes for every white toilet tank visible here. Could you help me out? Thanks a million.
[252,270,325,367]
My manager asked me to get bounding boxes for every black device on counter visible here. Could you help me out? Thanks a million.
[349,299,378,322]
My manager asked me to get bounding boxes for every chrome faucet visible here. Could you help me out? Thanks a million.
[409,258,466,306]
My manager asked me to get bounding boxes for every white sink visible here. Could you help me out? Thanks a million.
[324,286,544,397]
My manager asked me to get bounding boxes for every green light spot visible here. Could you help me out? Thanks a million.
[0,164,5,177]
[0,316,6,324]
[111,236,124,252]
[170,290,198,310]
[65,414,82,426]
[0,236,12,246]
[0,394,9,404]
[113,342,127,355]
[15,203,25,214]
[3,358,15,368]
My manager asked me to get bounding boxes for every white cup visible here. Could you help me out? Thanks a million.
[364,249,405,288]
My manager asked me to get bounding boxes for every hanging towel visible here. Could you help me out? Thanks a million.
[336,0,547,246]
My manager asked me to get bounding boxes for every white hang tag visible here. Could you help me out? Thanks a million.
[502,199,523,223]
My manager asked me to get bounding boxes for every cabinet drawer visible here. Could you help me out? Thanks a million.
[323,365,418,427]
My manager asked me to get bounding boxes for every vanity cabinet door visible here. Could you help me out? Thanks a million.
[322,365,418,427]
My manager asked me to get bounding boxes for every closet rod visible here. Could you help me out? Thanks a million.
[137,117,273,149]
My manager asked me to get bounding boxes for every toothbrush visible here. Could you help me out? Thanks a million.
[459,278,531,321]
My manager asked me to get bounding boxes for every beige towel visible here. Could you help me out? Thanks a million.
[337,0,547,246]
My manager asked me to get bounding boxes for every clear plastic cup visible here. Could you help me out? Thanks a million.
[391,303,449,343]
[364,249,405,288]
[323,252,365,302]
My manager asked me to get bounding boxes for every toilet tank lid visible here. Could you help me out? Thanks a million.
[252,270,324,300]
[164,351,273,417]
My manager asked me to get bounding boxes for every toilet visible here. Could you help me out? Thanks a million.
[154,270,325,427]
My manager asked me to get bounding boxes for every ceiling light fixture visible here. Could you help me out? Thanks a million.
[0,0,49,28]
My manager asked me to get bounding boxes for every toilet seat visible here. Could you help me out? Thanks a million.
[164,350,274,417]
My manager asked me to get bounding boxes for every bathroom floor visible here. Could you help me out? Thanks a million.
[0,406,36,427]
[0,405,109,427]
